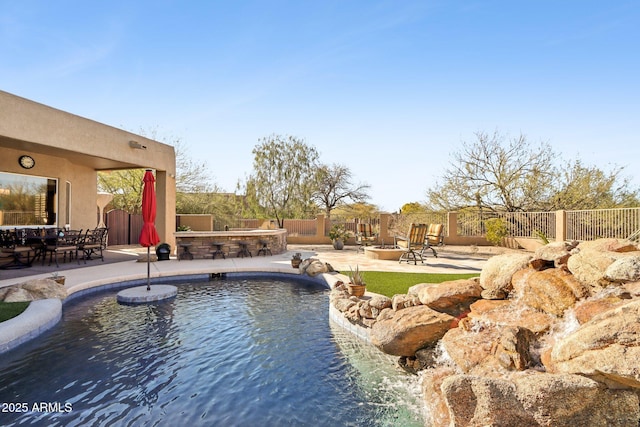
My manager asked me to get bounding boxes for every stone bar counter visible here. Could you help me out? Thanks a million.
[174,229,287,259]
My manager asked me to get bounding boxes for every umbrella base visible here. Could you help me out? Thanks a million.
[116,285,177,304]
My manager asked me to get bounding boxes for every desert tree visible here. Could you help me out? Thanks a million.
[312,163,370,219]
[244,134,320,228]
[98,129,221,214]
[426,130,556,213]
[547,159,640,210]
[427,130,639,213]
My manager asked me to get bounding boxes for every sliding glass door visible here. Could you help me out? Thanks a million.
[0,172,58,227]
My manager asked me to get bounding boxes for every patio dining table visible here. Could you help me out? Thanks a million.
[0,229,41,269]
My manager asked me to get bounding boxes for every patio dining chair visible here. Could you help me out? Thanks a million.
[394,223,428,264]
[77,227,108,263]
[43,228,83,267]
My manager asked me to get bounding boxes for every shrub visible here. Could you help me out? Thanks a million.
[485,217,508,246]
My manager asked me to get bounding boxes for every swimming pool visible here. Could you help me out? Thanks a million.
[0,276,424,426]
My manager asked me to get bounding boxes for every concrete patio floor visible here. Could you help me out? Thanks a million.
[1,243,523,291]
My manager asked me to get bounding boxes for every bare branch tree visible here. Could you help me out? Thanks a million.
[426,130,640,212]
[312,163,370,219]
[427,130,556,212]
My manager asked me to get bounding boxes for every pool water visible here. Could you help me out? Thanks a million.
[0,277,424,426]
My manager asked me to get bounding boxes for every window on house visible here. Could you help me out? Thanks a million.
[0,172,58,227]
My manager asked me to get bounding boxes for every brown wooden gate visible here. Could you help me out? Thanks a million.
[105,209,143,246]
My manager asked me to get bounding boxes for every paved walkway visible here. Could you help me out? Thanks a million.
[1,244,515,291]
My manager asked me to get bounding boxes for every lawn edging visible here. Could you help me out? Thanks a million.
[0,298,62,354]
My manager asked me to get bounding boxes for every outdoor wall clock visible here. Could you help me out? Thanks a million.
[19,155,35,169]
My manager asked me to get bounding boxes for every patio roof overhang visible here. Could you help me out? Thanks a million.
[0,90,176,174]
[0,136,141,170]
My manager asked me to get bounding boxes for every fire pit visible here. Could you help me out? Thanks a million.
[363,246,404,260]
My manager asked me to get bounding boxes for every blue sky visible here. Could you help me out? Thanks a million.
[2,1,638,211]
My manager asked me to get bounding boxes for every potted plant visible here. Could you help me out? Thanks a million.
[329,224,350,250]
[291,252,302,268]
[50,271,66,285]
[347,265,366,297]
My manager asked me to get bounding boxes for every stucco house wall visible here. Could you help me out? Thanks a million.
[0,90,177,248]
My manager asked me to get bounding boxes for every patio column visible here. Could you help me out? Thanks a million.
[154,170,177,250]
[555,210,567,242]
[447,211,458,244]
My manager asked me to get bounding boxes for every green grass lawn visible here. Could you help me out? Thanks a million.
[362,271,479,298]
[0,301,30,322]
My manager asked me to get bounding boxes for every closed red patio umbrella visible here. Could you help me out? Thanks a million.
[140,169,161,290]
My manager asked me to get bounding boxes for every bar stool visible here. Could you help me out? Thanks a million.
[237,241,252,258]
[211,241,226,259]
[178,243,193,260]
[257,239,272,256]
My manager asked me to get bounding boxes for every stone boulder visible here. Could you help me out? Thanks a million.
[572,294,630,325]
[0,286,13,300]
[370,305,454,356]
[137,253,158,262]
[300,259,330,276]
[441,324,535,374]
[407,282,431,296]
[357,300,376,320]
[440,373,639,427]
[440,326,500,374]
[332,297,356,313]
[2,287,33,302]
[422,367,458,427]
[1,279,67,302]
[532,240,578,268]
[577,238,639,253]
[550,299,640,389]
[441,374,537,426]
[604,255,640,283]
[479,253,532,297]
[369,294,392,311]
[493,326,536,371]
[511,268,589,316]
[467,299,554,335]
[567,239,640,290]
[624,280,640,296]
[416,278,482,317]
[391,293,421,311]
[21,279,68,300]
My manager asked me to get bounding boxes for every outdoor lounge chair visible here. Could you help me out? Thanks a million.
[394,223,428,264]
[356,223,377,253]
[420,223,444,258]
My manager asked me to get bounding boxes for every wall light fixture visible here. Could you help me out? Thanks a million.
[129,140,147,149]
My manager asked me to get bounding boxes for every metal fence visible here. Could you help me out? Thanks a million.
[567,208,640,241]
[0,211,43,226]
[283,219,317,236]
[126,207,640,246]
[455,210,556,239]
[454,208,640,241]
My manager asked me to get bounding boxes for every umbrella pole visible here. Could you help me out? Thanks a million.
[147,247,151,291]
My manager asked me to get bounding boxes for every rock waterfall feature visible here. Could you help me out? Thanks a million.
[330,238,640,426]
